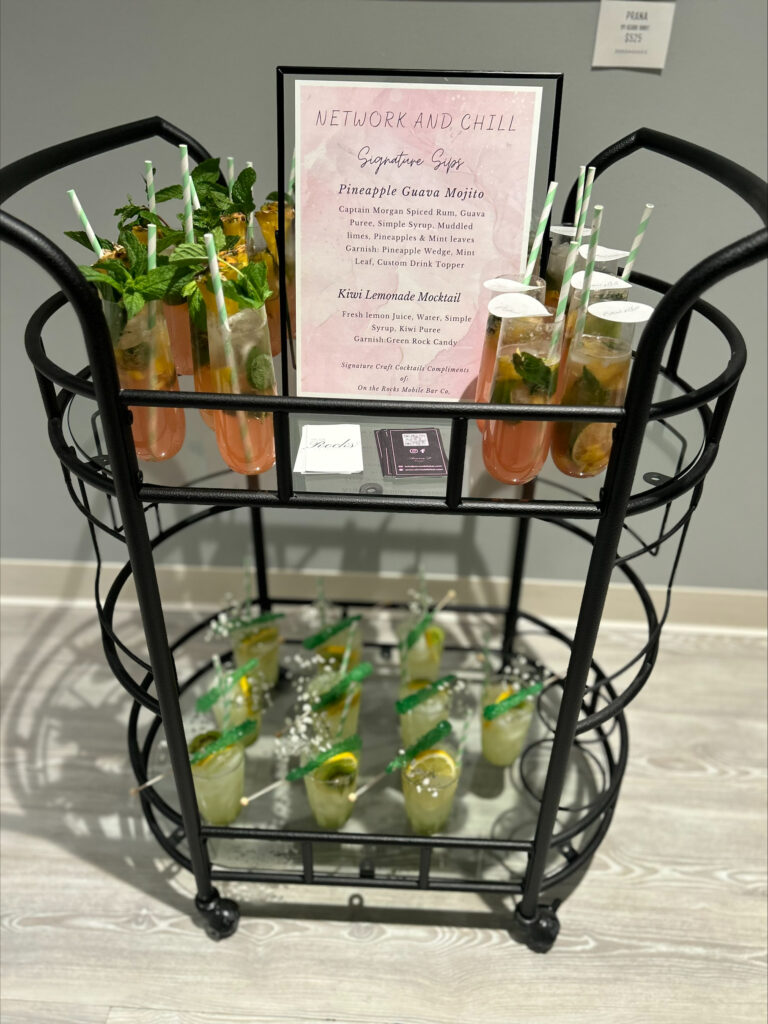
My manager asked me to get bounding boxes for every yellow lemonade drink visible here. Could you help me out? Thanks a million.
[397,676,453,749]
[481,679,536,767]
[308,662,371,741]
[234,619,282,690]
[550,302,651,478]
[303,748,358,829]
[481,308,560,486]
[188,731,245,826]
[398,618,444,684]
[211,672,262,748]
[401,744,460,836]
[303,616,363,671]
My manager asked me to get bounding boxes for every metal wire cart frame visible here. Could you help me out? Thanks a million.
[2,112,766,952]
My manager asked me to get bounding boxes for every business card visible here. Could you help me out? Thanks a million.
[375,428,448,477]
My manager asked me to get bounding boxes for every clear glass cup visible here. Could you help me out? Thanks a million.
[401,742,460,835]
[303,747,358,829]
[211,675,262,748]
[398,678,452,748]
[398,617,444,685]
[314,618,363,671]
[481,312,561,485]
[189,733,245,826]
[104,301,186,462]
[233,620,282,690]
[474,276,546,411]
[562,272,631,357]
[481,678,536,767]
[307,667,362,740]
[550,304,645,478]
[209,303,277,475]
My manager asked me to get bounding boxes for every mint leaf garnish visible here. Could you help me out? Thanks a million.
[512,351,556,397]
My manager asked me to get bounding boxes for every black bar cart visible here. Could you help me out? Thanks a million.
[1,111,765,952]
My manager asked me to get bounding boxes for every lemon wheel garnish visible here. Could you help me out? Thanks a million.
[408,748,458,782]
[495,689,515,703]
[314,751,359,782]
[424,626,444,649]
[571,423,613,472]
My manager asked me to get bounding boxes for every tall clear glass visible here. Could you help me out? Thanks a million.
[481,312,561,485]
[551,322,635,479]
[562,272,631,357]
[401,742,460,835]
[209,304,277,476]
[302,747,358,830]
[481,677,536,767]
[544,225,593,308]
[474,276,546,408]
[104,301,185,462]
[189,734,245,826]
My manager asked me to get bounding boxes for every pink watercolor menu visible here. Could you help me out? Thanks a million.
[295,80,542,401]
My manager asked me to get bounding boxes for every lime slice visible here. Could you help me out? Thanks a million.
[571,422,613,472]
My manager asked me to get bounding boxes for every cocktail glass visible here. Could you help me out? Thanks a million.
[234,620,282,690]
[398,617,444,685]
[104,301,185,462]
[481,312,561,485]
[562,271,632,357]
[303,747,359,829]
[474,276,546,412]
[209,303,277,475]
[397,678,453,749]
[481,677,536,767]
[211,671,262,748]
[313,618,363,671]
[188,731,245,826]
[550,303,647,478]
[308,666,363,740]
[401,742,460,835]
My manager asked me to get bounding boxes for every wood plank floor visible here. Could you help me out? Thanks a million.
[1,601,765,1024]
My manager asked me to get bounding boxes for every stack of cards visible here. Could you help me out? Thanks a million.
[375,428,448,478]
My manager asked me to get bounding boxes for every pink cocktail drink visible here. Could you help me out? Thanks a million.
[481,304,560,486]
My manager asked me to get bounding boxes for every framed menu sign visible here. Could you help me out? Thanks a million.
[277,69,562,401]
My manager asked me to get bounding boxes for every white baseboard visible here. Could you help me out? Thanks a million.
[1,558,765,633]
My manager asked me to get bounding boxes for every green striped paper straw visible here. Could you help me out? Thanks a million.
[67,189,103,259]
[179,145,194,243]
[246,161,255,245]
[146,223,159,447]
[572,165,586,234]
[622,203,654,281]
[189,175,201,211]
[523,180,558,284]
[575,165,596,242]
[144,160,155,215]
[203,231,255,462]
[547,239,580,356]
[573,206,604,343]
[226,156,235,200]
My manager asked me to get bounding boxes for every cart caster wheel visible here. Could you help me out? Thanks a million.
[511,903,560,953]
[196,888,239,940]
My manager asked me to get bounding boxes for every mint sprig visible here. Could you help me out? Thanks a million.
[221,260,272,311]
[512,351,558,397]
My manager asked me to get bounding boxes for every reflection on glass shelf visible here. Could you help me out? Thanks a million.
[64,362,704,509]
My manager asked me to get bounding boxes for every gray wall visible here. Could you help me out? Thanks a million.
[1,0,766,590]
